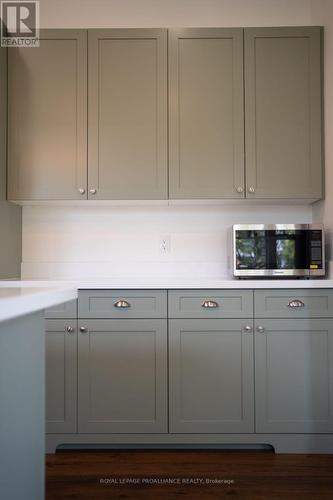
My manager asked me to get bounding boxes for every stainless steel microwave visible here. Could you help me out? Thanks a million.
[232,224,325,278]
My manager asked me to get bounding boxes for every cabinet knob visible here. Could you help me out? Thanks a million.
[114,299,131,308]
[248,186,255,193]
[66,326,74,333]
[89,188,97,195]
[236,186,244,193]
[202,300,219,309]
[256,325,265,333]
[78,188,85,195]
[243,325,252,333]
[79,326,87,333]
[288,299,305,308]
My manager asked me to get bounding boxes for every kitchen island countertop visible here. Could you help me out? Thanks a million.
[0,286,78,323]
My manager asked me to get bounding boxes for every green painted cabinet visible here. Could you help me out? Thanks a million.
[0,46,21,277]
[169,318,254,433]
[7,30,87,200]
[169,28,245,199]
[78,319,168,433]
[255,319,333,433]
[244,27,322,200]
[88,29,168,199]
[45,319,77,434]
[6,27,323,202]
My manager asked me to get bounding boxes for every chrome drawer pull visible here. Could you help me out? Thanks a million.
[202,300,219,309]
[114,299,131,308]
[288,299,305,308]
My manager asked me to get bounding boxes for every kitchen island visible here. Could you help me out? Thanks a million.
[0,286,77,500]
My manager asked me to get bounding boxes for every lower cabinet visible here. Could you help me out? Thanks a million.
[45,290,333,452]
[169,319,255,433]
[77,319,168,433]
[45,319,77,434]
[255,319,333,434]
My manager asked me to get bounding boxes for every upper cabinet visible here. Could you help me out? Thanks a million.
[244,27,322,200]
[7,30,87,200]
[168,28,244,199]
[88,29,168,200]
[6,26,323,202]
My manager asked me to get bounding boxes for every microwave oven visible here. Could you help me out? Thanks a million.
[232,224,325,278]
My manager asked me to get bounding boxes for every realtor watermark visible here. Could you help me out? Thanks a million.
[1,1,39,47]
[99,477,235,486]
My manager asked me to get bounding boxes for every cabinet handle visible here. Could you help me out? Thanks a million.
[236,186,244,193]
[248,186,255,193]
[79,326,87,333]
[114,299,131,308]
[78,188,85,195]
[256,325,265,333]
[243,325,252,333]
[89,188,97,195]
[66,326,74,333]
[288,299,305,308]
[202,300,219,308]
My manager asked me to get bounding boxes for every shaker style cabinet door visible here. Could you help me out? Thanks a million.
[169,319,254,433]
[255,319,333,434]
[244,27,322,200]
[7,30,87,200]
[45,319,77,434]
[88,29,168,200]
[169,28,245,199]
[78,319,168,433]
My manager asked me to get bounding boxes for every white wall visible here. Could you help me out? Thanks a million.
[39,0,311,28]
[311,0,333,269]
[21,0,315,280]
[21,204,312,279]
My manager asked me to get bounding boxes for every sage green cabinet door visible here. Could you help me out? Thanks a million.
[169,319,254,433]
[169,28,244,199]
[255,319,333,434]
[8,30,87,200]
[78,319,167,433]
[45,320,77,434]
[245,27,322,199]
[88,29,168,200]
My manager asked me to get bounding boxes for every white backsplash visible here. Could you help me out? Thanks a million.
[21,204,313,280]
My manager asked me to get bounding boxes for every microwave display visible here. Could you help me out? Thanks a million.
[233,225,324,277]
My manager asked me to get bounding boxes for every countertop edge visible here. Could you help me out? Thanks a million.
[1,280,333,289]
[0,287,78,324]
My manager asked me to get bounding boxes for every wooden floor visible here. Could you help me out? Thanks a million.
[46,450,333,499]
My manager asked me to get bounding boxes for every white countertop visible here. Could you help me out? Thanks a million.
[0,286,78,323]
[1,279,332,322]
[1,278,333,289]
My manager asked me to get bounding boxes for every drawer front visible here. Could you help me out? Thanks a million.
[168,290,253,318]
[45,299,77,319]
[78,290,167,318]
[255,289,333,318]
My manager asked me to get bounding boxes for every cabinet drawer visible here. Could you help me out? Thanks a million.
[78,290,167,318]
[168,290,253,318]
[255,289,333,318]
[45,299,77,319]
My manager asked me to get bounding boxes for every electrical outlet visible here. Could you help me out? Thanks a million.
[160,235,171,254]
